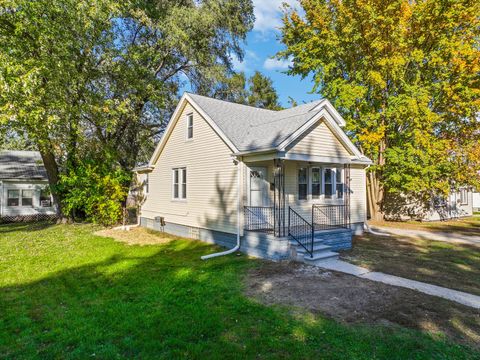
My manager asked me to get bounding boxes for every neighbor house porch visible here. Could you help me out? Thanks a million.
[240,155,355,262]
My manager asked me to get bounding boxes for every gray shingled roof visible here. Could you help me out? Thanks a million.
[187,93,326,151]
[0,150,48,180]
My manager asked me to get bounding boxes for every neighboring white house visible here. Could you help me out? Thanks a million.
[0,150,56,222]
[473,191,480,212]
[136,93,371,262]
[425,188,474,221]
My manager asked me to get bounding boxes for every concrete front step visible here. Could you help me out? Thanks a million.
[303,250,339,263]
[296,243,332,254]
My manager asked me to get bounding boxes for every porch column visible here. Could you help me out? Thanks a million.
[273,158,286,237]
[344,163,351,228]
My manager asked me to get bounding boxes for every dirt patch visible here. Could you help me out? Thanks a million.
[245,261,480,349]
[95,227,174,246]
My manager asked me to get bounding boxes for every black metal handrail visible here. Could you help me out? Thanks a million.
[288,207,314,258]
[312,204,350,231]
[244,206,275,234]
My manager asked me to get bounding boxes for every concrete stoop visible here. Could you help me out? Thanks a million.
[293,236,340,264]
[291,228,354,264]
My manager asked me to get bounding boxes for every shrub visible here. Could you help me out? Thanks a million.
[58,163,129,226]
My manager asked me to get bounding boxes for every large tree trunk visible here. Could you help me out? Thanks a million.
[39,148,67,222]
[366,170,384,221]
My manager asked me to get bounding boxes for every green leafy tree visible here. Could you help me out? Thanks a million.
[279,0,480,219]
[0,0,117,218]
[247,71,282,110]
[0,0,254,221]
[210,71,282,110]
[0,127,35,151]
[58,162,129,226]
[208,72,248,104]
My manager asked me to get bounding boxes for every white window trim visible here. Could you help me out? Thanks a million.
[21,189,34,207]
[297,166,308,201]
[186,113,193,141]
[310,167,321,200]
[7,189,20,207]
[322,168,335,200]
[296,165,345,203]
[172,167,187,201]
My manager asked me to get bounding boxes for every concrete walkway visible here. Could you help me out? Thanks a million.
[318,259,480,309]
[370,225,480,245]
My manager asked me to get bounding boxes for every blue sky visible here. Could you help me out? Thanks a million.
[231,0,319,107]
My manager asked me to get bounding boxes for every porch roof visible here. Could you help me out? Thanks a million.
[240,150,371,165]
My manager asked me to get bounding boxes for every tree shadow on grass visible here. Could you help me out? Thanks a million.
[0,221,56,234]
[425,218,480,237]
[0,238,477,359]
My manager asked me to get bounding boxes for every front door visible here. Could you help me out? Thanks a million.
[249,167,269,206]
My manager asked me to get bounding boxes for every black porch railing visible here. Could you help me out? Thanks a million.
[244,206,275,234]
[288,207,314,258]
[312,204,350,231]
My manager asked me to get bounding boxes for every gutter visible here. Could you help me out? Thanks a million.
[233,148,277,156]
[132,165,154,173]
[201,156,241,260]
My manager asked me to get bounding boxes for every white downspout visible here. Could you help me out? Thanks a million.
[201,156,241,260]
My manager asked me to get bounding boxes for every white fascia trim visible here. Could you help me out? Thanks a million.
[351,158,373,165]
[149,93,189,166]
[133,165,154,173]
[282,153,352,164]
[185,94,239,153]
[312,99,347,127]
[148,93,239,166]
[233,148,277,156]
[278,108,363,159]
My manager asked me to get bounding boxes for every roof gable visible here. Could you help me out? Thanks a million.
[286,120,352,158]
[149,94,238,166]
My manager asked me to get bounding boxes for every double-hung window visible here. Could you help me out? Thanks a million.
[336,168,344,199]
[186,113,193,139]
[460,189,468,205]
[311,167,321,199]
[173,167,187,200]
[298,167,308,200]
[324,168,334,199]
[22,190,33,207]
[297,166,345,200]
[7,190,19,207]
[145,174,149,194]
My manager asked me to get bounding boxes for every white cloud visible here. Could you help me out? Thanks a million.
[263,57,293,71]
[245,49,259,61]
[231,50,260,73]
[253,0,298,34]
[232,56,248,72]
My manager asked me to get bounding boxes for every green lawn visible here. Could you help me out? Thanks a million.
[1,223,479,359]
[343,233,480,296]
